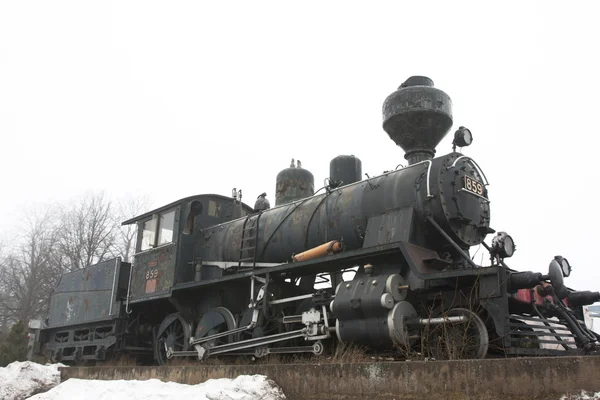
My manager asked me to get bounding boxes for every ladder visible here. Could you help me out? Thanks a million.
[238,212,262,271]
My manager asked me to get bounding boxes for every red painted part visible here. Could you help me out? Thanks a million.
[513,282,568,306]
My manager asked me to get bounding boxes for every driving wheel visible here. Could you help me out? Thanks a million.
[426,308,489,360]
[155,313,192,366]
[195,307,238,349]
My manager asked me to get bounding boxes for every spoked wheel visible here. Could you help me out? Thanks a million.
[426,308,489,360]
[195,307,238,350]
[155,313,192,366]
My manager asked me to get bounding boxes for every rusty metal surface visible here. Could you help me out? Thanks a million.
[275,164,315,206]
[47,258,130,328]
[199,151,491,267]
[121,194,254,226]
[128,194,259,303]
[382,76,453,165]
[200,161,430,264]
[362,207,414,247]
[130,243,176,302]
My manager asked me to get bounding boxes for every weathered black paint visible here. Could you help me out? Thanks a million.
[329,155,362,188]
[275,164,315,206]
[382,76,453,165]
[199,151,490,264]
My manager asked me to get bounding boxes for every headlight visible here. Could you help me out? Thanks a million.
[554,256,571,277]
[548,258,567,298]
[453,126,473,148]
[491,231,516,259]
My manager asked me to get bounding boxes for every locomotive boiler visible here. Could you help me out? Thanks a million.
[32,76,600,365]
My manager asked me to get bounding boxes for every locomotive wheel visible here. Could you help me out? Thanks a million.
[155,313,192,366]
[426,308,489,360]
[195,307,237,348]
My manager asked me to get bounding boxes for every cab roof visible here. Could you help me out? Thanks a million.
[121,194,255,226]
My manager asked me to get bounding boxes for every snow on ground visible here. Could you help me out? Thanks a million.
[1,361,286,400]
[0,361,64,400]
[560,391,600,400]
[28,375,287,400]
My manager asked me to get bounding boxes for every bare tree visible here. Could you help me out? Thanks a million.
[0,242,10,333]
[0,192,153,327]
[113,194,151,263]
[0,207,59,326]
[57,192,118,271]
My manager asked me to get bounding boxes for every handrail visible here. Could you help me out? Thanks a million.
[109,257,120,316]
[125,259,134,315]
[397,159,433,198]
[448,156,490,186]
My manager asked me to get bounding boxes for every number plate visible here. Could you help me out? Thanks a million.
[463,175,486,198]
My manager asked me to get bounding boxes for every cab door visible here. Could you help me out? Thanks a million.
[130,208,179,301]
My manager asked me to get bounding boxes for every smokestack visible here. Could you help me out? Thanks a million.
[382,76,453,165]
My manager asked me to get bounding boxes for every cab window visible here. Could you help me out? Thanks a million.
[141,218,156,251]
[158,210,175,245]
[139,209,177,251]
[208,200,221,217]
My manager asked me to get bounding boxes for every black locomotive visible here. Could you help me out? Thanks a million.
[32,76,600,365]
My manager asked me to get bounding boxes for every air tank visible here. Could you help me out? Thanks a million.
[329,155,362,188]
[275,159,315,206]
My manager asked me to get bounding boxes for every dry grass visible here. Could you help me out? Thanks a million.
[110,354,141,366]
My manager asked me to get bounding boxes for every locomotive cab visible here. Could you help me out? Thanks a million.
[122,194,255,303]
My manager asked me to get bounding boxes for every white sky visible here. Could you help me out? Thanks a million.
[1,1,599,292]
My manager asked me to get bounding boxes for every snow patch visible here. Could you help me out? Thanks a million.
[560,391,600,400]
[0,361,64,400]
[29,375,286,400]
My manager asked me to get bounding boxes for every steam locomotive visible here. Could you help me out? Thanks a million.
[31,76,600,365]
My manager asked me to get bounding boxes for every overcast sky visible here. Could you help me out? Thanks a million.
[1,1,599,293]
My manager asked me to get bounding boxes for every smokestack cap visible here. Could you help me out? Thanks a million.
[382,76,453,164]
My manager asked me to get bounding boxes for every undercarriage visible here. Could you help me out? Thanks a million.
[151,265,600,365]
